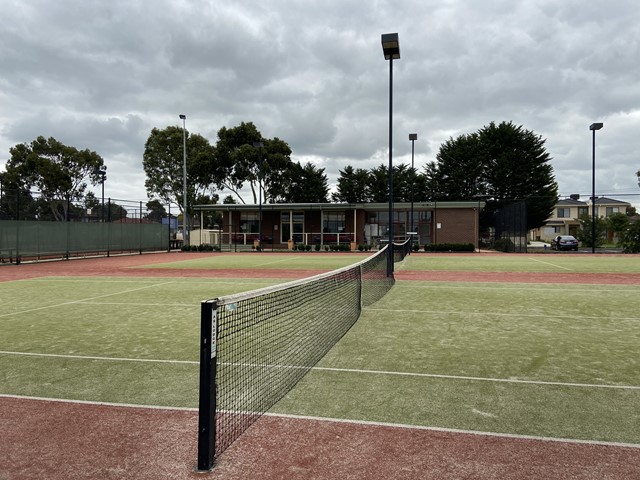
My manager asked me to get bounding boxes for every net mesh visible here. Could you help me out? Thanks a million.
[394,238,412,262]
[201,245,396,461]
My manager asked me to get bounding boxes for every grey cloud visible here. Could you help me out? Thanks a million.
[2,0,640,206]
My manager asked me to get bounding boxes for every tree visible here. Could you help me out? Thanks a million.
[576,213,607,247]
[433,121,559,231]
[213,122,293,204]
[332,166,370,203]
[606,212,630,243]
[145,199,167,223]
[621,220,640,253]
[433,132,484,200]
[366,164,389,203]
[143,126,216,230]
[4,136,106,221]
[365,164,420,203]
[280,162,329,203]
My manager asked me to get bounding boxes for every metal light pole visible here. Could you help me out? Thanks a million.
[94,168,107,222]
[179,114,189,247]
[382,33,400,277]
[253,141,264,251]
[409,133,417,241]
[589,122,603,254]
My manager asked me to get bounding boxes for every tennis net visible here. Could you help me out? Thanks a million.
[197,245,403,470]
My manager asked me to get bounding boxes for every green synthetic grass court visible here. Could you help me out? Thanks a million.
[139,253,369,271]
[1,253,639,446]
[396,253,640,273]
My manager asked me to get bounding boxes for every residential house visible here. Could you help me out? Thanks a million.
[530,196,631,242]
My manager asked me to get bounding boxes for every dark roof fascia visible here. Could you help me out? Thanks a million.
[193,201,484,212]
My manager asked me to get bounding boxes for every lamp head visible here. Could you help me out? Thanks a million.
[381,33,400,60]
[179,114,186,120]
[409,133,417,141]
[589,122,603,131]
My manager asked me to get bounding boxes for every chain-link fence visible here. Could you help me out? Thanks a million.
[0,189,176,263]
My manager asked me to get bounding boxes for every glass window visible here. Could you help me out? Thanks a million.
[578,207,588,217]
[606,206,619,216]
[557,207,570,218]
[281,212,304,243]
[240,212,259,233]
[323,212,345,233]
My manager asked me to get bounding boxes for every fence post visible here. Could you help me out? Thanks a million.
[15,190,21,264]
[139,201,143,255]
[107,197,111,257]
[66,194,70,260]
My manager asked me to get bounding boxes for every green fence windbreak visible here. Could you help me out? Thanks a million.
[0,220,169,262]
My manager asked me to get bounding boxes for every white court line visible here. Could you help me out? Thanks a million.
[365,307,640,322]
[264,412,640,449]
[393,280,638,295]
[395,283,636,292]
[310,366,640,390]
[0,350,197,364]
[527,257,573,270]
[77,301,197,308]
[0,281,176,318]
[216,361,640,391]
[30,278,275,286]
[2,394,638,449]
[0,393,197,411]
[253,256,303,267]
[5,350,638,390]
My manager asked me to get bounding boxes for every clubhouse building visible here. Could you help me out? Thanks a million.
[193,201,483,250]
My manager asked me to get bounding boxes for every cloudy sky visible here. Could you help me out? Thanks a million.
[2,0,640,207]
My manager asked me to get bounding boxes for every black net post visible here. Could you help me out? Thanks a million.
[197,300,217,471]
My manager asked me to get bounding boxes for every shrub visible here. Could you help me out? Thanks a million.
[424,243,475,253]
[314,244,321,251]
[358,244,365,252]
[305,244,312,252]
[621,221,640,253]
[493,238,515,253]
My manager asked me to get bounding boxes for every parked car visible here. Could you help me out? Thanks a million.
[551,235,579,251]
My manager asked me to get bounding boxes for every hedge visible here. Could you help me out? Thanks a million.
[424,243,475,252]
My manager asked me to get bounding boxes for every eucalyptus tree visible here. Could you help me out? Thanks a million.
[142,126,216,230]
[4,136,106,221]
[213,122,294,204]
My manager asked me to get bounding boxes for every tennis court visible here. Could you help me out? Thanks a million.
[1,251,639,479]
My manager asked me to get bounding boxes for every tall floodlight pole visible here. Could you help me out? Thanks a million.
[253,141,264,252]
[0,173,4,216]
[589,122,603,254]
[179,114,189,247]
[94,168,107,222]
[409,133,417,241]
[382,33,400,277]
